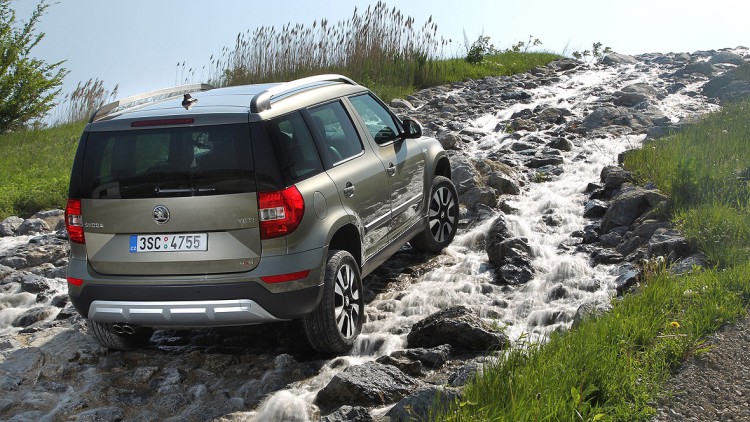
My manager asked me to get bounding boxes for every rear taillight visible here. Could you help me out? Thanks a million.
[258,186,305,239]
[65,198,85,244]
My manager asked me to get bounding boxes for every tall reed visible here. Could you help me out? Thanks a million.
[180,2,450,95]
[52,78,118,125]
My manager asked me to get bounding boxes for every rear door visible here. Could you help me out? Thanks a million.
[79,123,261,276]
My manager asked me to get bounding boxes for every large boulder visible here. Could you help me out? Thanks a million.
[601,53,638,66]
[0,216,24,237]
[315,362,420,411]
[702,64,750,104]
[406,306,508,350]
[601,186,668,232]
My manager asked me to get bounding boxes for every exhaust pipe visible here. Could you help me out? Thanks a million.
[111,323,136,335]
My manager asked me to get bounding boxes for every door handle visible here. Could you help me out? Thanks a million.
[387,163,396,176]
[343,182,355,197]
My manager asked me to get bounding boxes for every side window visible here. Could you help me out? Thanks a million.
[266,111,324,184]
[348,94,402,145]
[308,101,363,164]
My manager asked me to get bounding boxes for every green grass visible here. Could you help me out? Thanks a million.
[437,98,750,421]
[0,122,83,217]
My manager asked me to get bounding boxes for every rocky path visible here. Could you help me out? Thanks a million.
[653,315,750,421]
[1,47,749,421]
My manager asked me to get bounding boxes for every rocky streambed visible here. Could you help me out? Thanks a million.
[1,47,748,421]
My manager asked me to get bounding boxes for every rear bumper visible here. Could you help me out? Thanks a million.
[90,299,287,327]
[73,281,323,327]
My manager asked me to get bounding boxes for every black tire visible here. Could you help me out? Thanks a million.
[302,250,363,354]
[410,175,459,253]
[89,320,153,351]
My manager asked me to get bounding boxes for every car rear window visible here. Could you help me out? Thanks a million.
[80,124,255,199]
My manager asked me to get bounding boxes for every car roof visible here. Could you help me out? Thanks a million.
[89,75,366,125]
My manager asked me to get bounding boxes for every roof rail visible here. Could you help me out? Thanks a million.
[90,83,214,122]
[250,74,357,113]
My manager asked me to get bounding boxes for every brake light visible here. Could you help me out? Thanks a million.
[258,186,305,239]
[131,118,194,127]
[261,270,310,283]
[67,276,84,286]
[65,198,85,244]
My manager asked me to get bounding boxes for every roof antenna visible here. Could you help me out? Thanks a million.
[182,93,198,110]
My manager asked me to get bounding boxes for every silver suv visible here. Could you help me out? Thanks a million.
[65,75,457,354]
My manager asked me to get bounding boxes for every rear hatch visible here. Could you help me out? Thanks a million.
[77,122,261,276]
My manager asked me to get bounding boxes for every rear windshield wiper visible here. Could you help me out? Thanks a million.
[154,187,217,194]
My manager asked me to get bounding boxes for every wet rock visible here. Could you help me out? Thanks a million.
[12,307,56,327]
[385,386,461,422]
[0,216,23,237]
[486,235,534,284]
[593,248,623,265]
[406,306,508,350]
[376,355,423,377]
[615,263,640,295]
[19,274,52,294]
[583,199,608,218]
[321,405,373,422]
[581,106,659,134]
[398,344,453,368]
[315,361,420,411]
[547,137,573,151]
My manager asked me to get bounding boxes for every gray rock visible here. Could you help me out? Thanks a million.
[583,199,608,218]
[19,274,52,294]
[437,132,461,150]
[386,386,461,422]
[615,264,640,295]
[321,405,373,422]
[375,355,423,377]
[601,186,667,231]
[448,360,485,386]
[647,228,692,262]
[315,361,420,410]
[601,53,639,65]
[709,51,745,65]
[31,209,65,232]
[401,344,453,368]
[389,98,415,110]
[702,65,750,103]
[17,218,51,235]
[406,306,508,350]
[547,137,573,151]
[12,307,56,327]
[0,216,24,237]
[680,61,717,77]
[75,406,125,422]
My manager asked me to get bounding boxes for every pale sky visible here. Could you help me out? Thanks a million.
[9,0,750,103]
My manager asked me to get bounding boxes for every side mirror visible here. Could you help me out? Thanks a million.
[400,118,422,140]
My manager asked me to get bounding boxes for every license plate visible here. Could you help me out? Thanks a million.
[129,234,208,253]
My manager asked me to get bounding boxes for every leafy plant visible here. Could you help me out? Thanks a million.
[0,0,67,133]
[572,42,614,63]
[465,34,497,64]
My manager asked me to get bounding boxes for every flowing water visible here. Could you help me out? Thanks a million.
[0,55,733,420]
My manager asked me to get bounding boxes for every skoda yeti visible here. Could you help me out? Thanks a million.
[66,75,457,354]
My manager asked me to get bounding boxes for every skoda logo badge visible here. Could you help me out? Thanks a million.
[153,205,170,224]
